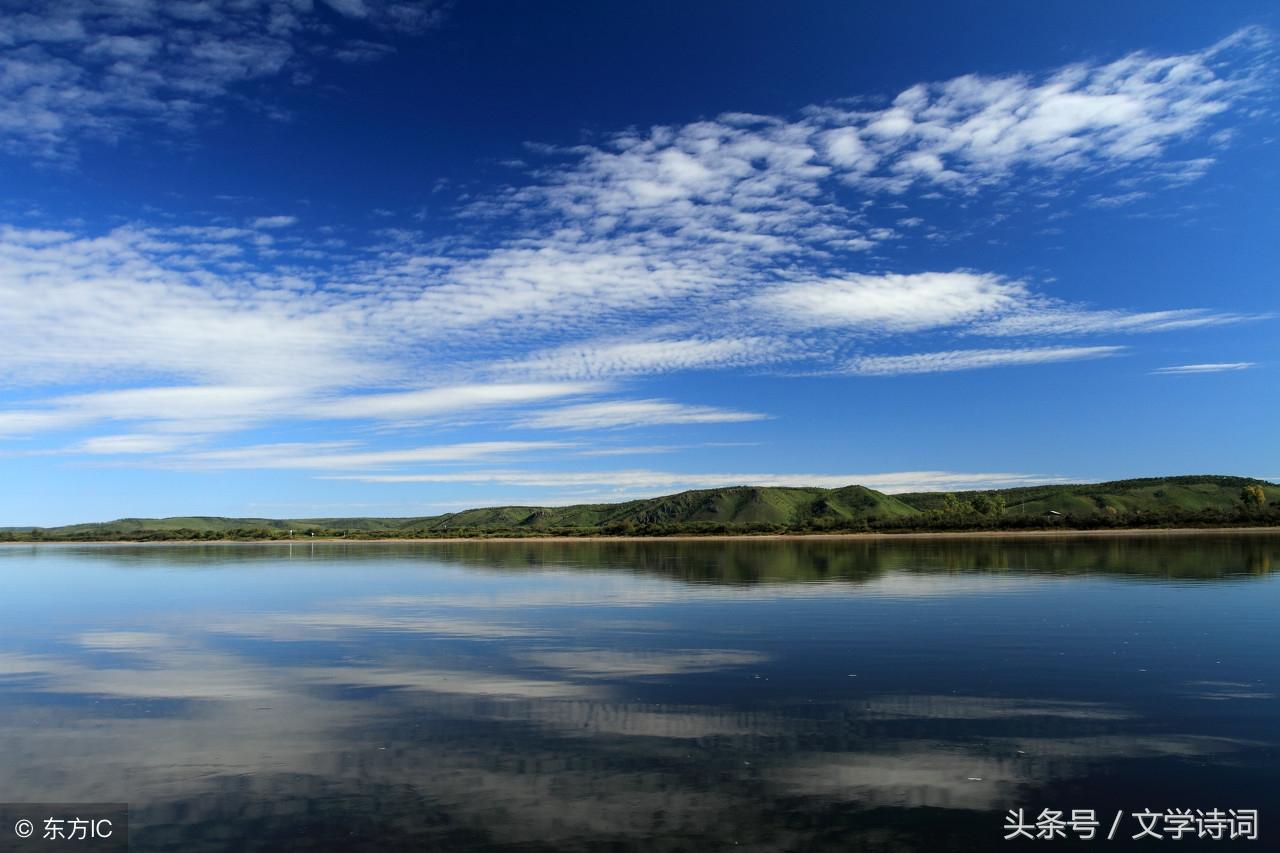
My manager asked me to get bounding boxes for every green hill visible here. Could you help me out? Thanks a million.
[3,475,1275,541]
[895,475,1279,519]
[400,485,919,532]
[45,515,421,536]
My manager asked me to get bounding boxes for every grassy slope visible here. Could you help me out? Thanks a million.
[409,485,918,531]
[11,476,1275,536]
[894,475,1280,518]
[46,516,423,535]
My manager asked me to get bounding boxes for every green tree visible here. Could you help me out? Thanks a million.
[1241,484,1266,511]
[970,493,1006,518]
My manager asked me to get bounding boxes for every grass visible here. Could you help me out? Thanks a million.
[2,475,1276,542]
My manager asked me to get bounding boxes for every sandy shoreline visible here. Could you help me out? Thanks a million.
[4,526,1278,546]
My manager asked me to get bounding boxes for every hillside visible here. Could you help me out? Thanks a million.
[343,485,918,532]
[895,475,1279,519]
[3,476,1276,541]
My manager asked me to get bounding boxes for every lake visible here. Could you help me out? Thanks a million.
[1,535,1277,851]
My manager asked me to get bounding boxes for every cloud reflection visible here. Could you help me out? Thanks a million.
[0,539,1276,850]
[521,648,770,679]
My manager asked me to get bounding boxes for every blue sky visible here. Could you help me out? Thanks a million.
[1,0,1277,525]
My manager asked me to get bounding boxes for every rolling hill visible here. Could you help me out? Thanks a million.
[895,475,1278,518]
[3,475,1275,540]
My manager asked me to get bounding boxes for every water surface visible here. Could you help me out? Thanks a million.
[1,536,1277,851]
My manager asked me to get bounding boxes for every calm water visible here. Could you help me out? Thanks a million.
[1,536,1278,851]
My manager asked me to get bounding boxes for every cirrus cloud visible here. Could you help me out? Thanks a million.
[0,0,446,159]
[1152,361,1255,375]
[521,400,768,431]
[846,346,1125,376]
[0,29,1271,493]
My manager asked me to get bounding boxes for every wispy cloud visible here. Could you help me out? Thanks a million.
[1152,361,1256,375]
[578,442,759,457]
[330,468,1062,494]
[0,227,377,387]
[0,30,1271,484]
[178,440,574,471]
[2,31,1265,391]
[0,382,602,438]
[831,27,1266,189]
[250,215,298,229]
[72,433,197,455]
[976,307,1264,337]
[846,346,1125,376]
[0,386,303,437]
[521,400,768,430]
[0,1,446,159]
[520,649,769,679]
[1088,191,1151,208]
[493,337,787,380]
[309,383,606,421]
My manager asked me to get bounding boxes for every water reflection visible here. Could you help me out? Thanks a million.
[8,532,1277,579]
[0,535,1277,851]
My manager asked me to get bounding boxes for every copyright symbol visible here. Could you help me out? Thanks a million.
[14,818,34,838]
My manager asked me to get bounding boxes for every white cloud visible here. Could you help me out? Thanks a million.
[0,1,445,158]
[437,33,1264,348]
[578,442,756,457]
[0,386,300,437]
[847,346,1124,376]
[1,30,1264,394]
[0,222,1248,409]
[494,337,784,380]
[521,400,767,430]
[308,382,605,420]
[1,386,310,437]
[178,440,572,470]
[56,385,303,422]
[1152,362,1255,375]
[521,649,769,679]
[840,28,1266,188]
[0,31,1269,474]
[331,468,1062,494]
[977,306,1261,337]
[0,382,604,439]
[381,241,732,339]
[0,407,96,438]
[762,272,1026,332]
[0,228,377,387]
[250,215,297,229]
[819,126,879,171]
[72,433,198,454]
[1088,191,1150,207]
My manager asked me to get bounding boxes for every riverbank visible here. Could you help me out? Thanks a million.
[4,526,1279,545]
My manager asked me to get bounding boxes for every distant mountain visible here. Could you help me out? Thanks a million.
[4,476,1276,540]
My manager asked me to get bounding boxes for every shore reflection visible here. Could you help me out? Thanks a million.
[0,536,1277,851]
